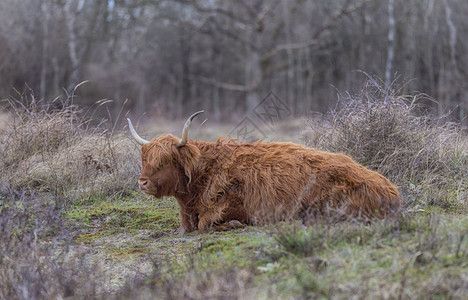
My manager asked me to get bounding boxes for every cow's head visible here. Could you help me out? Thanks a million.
[127,111,203,198]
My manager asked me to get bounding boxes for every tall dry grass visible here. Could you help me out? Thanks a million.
[304,79,467,210]
[1,82,467,298]
[0,192,100,299]
[0,88,138,298]
[0,89,140,205]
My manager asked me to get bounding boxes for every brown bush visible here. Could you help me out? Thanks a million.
[304,79,467,209]
[0,88,138,297]
[0,90,140,204]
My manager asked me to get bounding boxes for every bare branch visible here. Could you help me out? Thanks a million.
[237,0,257,18]
[180,0,249,25]
[202,17,256,49]
[262,0,372,62]
[188,75,252,92]
[256,0,281,32]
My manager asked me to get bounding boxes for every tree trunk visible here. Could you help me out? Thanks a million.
[443,0,462,122]
[40,2,50,101]
[282,1,294,114]
[64,0,81,92]
[179,36,191,118]
[245,36,261,112]
[443,0,459,78]
[385,0,395,90]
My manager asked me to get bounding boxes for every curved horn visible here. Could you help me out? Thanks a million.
[127,118,150,145]
[177,110,204,147]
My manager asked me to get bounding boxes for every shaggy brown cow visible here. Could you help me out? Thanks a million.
[128,111,401,233]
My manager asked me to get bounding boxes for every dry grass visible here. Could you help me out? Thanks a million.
[0,82,467,298]
[0,89,138,298]
[303,79,467,210]
[110,211,468,299]
[120,260,259,300]
[0,88,139,299]
[0,89,140,205]
[0,190,100,299]
[271,213,468,299]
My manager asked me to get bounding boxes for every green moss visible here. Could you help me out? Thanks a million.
[112,247,148,257]
[67,196,179,230]
[197,233,270,266]
[67,196,180,246]
[153,229,274,282]
[77,230,113,244]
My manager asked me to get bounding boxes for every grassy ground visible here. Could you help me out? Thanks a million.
[63,194,467,298]
[1,84,467,299]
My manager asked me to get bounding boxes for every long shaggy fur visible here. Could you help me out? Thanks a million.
[137,135,401,233]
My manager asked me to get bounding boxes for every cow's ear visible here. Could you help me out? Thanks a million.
[175,143,201,182]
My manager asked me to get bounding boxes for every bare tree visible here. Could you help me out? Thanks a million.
[1,0,467,124]
[385,0,395,89]
[64,0,81,91]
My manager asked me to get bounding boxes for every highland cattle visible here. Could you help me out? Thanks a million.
[128,111,401,233]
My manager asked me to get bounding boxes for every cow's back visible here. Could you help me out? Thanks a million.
[196,140,401,224]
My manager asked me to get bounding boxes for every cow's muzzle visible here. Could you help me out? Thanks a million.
[138,178,148,190]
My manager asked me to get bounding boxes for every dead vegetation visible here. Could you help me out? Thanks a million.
[0,88,140,204]
[0,82,467,298]
[304,78,467,210]
[0,191,100,299]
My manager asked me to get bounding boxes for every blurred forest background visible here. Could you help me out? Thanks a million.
[0,0,467,124]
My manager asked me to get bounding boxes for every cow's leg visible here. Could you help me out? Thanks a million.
[178,206,198,234]
[197,211,219,233]
[198,191,249,233]
[198,207,249,233]
[198,202,235,233]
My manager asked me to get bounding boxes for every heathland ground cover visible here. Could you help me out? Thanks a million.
[0,83,466,298]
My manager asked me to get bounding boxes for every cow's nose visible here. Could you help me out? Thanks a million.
[138,179,148,189]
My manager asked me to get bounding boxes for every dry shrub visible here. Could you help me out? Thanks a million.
[0,190,99,299]
[0,88,134,297]
[304,79,467,209]
[120,259,258,300]
[0,89,140,204]
[273,213,468,299]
